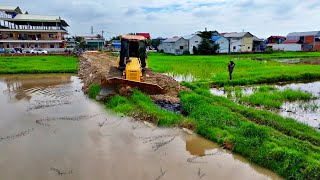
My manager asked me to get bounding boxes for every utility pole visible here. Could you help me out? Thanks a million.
[91,26,93,35]
[101,30,104,51]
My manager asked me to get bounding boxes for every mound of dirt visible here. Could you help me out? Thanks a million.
[78,52,189,102]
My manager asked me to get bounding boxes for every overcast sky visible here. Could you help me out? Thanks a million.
[2,0,320,39]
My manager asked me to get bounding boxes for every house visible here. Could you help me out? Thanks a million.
[183,34,202,54]
[223,32,254,53]
[253,36,265,52]
[0,6,69,50]
[159,37,188,55]
[79,35,105,50]
[136,33,151,40]
[286,31,320,51]
[267,36,286,44]
[111,40,121,51]
[271,40,302,51]
[210,35,229,53]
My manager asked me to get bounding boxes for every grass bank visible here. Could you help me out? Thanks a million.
[88,84,188,127]
[0,56,78,74]
[148,52,320,86]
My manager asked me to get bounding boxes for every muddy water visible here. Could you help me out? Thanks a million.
[210,81,320,129]
[0,74,282,180]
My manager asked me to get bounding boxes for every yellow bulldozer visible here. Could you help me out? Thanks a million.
[101,35,165,96]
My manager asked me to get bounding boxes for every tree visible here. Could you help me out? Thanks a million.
[193,46,198,55]
[110,36,120,41]
[212,43,220,54]
[197,39,220,55]
[75,36,85,49]
[150,39,161,48]
[197,30,219,39]
[198,39,212,55]
[96,34,102,39]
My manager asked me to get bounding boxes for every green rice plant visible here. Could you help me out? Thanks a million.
[280,88,313,101]
[148,52,320,86]
[298,101,320,112]
[239,86,313,109]
[257,85,277,92]
[0,56,78,74]
[223,85,232,92]
[234,86,243,98]
[88,84,101,99]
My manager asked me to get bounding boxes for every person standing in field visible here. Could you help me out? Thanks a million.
[228,61,235,80]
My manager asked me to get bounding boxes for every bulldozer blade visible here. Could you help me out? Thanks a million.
[101,77,165,95]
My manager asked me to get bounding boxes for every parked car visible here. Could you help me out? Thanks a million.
[0,48,4,53]
[9,49,16,54]
[30,48,48,54]
[14,47,23,53]
[22,48,31,53]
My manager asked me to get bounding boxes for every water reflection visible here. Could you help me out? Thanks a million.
[0,74,72,102]
[165,73,197,82]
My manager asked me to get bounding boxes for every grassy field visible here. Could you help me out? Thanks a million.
[0,56,78,74]
[148,52,320,86]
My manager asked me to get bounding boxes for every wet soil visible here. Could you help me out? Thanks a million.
[79,52,188,103]
[0,74,282,180]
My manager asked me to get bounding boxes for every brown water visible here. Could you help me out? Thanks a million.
[0,74,282,180]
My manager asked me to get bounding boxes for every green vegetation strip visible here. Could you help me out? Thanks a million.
[239,85,313,109]
[0,56,78,74]
[148,52,320,86]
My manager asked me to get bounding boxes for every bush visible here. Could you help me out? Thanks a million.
[159,49,164,53]
[183,50,190,55]
[265,46,273,54]
[192,46,198,55]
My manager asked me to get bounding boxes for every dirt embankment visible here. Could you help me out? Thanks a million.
[78,52,188,103]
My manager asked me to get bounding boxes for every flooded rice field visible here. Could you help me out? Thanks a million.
[274,58,320,65]
[210,81,320,129]
[0,74,282,180]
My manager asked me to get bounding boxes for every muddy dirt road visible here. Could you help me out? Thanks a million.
[0,74,281,180]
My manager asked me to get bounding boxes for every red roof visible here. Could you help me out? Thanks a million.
[283,40,301,44]
[269,36,286,39]
[136,33,150,39]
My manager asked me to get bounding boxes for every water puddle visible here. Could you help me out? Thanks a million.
[165,73,197,82]
[210,81,320,129]
[0,74,282,180]
[274,58,320,65]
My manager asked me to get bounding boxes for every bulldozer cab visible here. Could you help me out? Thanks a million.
[118,35,147,71]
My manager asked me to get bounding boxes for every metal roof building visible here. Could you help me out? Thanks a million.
[0,5,69,49]
[286,31,320,51]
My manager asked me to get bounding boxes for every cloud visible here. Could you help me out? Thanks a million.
[1,0,320,39]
